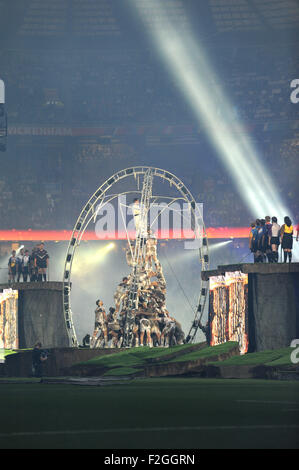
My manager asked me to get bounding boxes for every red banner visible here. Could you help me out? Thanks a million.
[0,227,249,241]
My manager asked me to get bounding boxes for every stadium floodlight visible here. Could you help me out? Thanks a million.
[130,1,292,225]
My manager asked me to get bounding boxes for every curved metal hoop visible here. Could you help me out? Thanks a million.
[62,166,209,346]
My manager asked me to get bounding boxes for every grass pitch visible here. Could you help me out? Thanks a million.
[0,378,298,449]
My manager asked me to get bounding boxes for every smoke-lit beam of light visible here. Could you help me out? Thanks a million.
[209,240,233,251]
[130,1,292,226]
[160,239,233,266]
[72,242,115,275]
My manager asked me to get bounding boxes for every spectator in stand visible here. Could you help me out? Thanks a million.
[280,216,294,263]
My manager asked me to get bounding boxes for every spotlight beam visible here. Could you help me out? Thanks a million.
[130,1,290,221]
[72,242,115,275]
[209,240,233,251]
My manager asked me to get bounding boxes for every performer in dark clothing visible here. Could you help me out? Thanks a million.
[198,320,211,346]
[82,334,91,348]
[32,342,48,377]
[249,222,258,262]
[30,245,39,281]
[256,219,267,263]
[8,250,17,283]
[34,243,49,281]
[264,216,272,263]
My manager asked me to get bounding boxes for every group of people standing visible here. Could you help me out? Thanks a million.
[7,242,49,283]
[249,216,296,263]
[90,295,184,350]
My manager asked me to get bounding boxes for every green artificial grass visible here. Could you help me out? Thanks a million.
[87,342,295,372]
[0,349,18,361]
[139,343,202,359]
[0,377,41,383]
[103,367,143,376]
[167,342,239,363]
[212,347,294,367]
[79,348,146,368]
[75,342,241,374]
[267,352,294,366]
[78,343,205,369]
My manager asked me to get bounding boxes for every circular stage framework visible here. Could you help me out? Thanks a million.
[62,166,209,347]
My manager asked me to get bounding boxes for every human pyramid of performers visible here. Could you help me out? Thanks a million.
[90,230,185,349]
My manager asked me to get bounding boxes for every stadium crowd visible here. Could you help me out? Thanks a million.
[0,44,297,233]
[0,44,298,125]
[0,134,297,231]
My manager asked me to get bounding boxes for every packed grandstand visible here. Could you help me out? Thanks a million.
[0,0,298,232]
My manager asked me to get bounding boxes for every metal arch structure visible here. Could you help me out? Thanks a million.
[62,166,209,347]
[123,168,154,347]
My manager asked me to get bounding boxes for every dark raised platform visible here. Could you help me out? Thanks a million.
[201,262,299,280]
[0,282,69,349]
[0,281,64,291]
[202,263,299,352]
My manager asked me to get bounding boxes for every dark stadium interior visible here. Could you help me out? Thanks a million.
[0,0,299,452]
[0,0,298,232]
[0,0,298,341]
